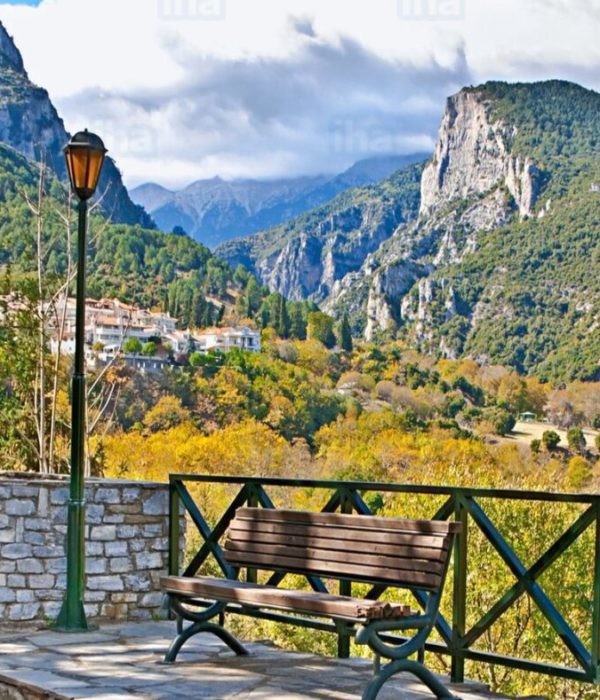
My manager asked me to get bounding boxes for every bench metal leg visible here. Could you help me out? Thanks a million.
[164,620,249,663]
[362,658,460,700]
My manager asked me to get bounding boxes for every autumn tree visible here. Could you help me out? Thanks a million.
[307,311,336,349]
[143,395,192,433]
[542,430,561,451]
[567,427,586,453]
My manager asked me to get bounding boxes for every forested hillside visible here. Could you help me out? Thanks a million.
[431,168,600,381]
[0,142,321,333]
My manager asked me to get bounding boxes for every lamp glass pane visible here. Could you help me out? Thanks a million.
[86,150,105,192]
[68,147,91,191]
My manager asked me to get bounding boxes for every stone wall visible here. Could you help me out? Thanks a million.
[0,475,185,623]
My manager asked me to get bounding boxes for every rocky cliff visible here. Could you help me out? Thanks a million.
[420,89,540,217]
[0,22,153,228]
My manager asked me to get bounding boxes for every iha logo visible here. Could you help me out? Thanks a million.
[157,0,226,21]
[397,0,465,20]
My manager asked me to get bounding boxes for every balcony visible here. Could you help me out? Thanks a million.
[2,474,599,699]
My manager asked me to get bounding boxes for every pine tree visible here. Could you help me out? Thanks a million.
[192,291,206,328]
[258,301,270,329]
[339,313,353,352]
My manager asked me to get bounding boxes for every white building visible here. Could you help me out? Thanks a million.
[164,330,195,355]
[191,326,261,353]
[87,315,156,349]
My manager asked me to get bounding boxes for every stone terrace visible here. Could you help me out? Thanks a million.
[0,621,520,700]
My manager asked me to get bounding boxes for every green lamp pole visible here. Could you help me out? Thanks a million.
[55,130,107,631]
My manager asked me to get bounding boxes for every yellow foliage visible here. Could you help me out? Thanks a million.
[566,455,592,489]
[100,419,293,482]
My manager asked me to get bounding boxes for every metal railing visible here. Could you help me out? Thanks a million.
[167,474,600,685]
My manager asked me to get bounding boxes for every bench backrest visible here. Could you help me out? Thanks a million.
[224,507,460,592]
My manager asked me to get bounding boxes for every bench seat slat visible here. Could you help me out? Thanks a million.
[161,575,416,621]
[223,550,441,589]
[224,540,445,575]
[235,507,460,535]
[227,529,448,562]
[229,521,448,550]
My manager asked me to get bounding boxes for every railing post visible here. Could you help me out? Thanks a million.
[337,488,353,659]
[592,499,600,683]
[246,484,258,584]
[168,479,180,576]
[451,491,468,683]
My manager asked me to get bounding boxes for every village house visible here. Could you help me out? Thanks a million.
[191,326,261,353]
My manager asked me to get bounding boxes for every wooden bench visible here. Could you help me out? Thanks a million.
[161,507,461,700]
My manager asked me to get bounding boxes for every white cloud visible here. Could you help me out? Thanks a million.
[0,0,598,187]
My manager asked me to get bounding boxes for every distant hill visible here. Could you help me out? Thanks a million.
[130,154,427,248]
[0,21,153,228]
[218,80,600,381]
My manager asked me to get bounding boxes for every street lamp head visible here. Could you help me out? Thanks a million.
[64,129,107,201]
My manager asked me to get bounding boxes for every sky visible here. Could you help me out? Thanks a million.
[0,0,598,188]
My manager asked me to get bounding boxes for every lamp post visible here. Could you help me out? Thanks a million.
[55,130,107,631]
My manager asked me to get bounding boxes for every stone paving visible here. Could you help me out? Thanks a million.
[0,621,516,700]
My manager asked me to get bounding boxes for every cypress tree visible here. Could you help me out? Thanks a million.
[339,313,353,352]
[276,295,290,338]
[202,302,214,327]
[290,303,307,340]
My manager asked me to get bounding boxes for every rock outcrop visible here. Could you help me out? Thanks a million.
[420,89,540,218]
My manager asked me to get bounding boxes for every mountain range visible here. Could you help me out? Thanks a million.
[218,80,600,381]
[0,17,598,382]
[130,153,427,248]
[0,21,153,228]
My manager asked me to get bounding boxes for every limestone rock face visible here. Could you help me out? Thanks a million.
[0,23,24,74]
[258,234,324,301]
[420,90,539,218]
[364,260,424,340]
[504,155,540,216]
[420,91,507,215]
[0,21,153,228]
[253,196,413,304]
